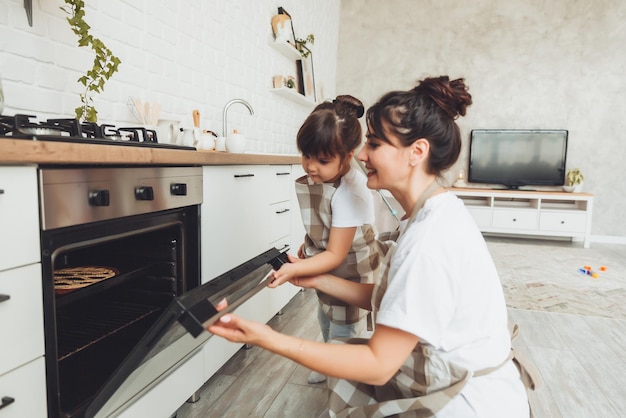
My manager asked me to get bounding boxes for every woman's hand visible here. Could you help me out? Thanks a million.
[206,299,272,345]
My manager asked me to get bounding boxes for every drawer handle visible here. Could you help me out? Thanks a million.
[234,174,254,178]
[0,189,4,195]
[276,172,290,176]
[0,396,15,410]
[561,221,565,224]
[275,208,290,214]
[0,294,10,303]
[512,218,517,222]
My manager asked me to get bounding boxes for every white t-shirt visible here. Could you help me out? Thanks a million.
[330,167,374,228]
[377,192,528,418]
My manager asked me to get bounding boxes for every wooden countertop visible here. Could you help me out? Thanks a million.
[0,139,301,166]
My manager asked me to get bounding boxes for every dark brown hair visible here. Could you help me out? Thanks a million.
[366,76,472,175]
[296,95,365,160]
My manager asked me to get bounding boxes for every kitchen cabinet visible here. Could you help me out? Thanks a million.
[450,188,594,248]
[0,166,47,417]
[200,164,302,381]
[201,165,273,282]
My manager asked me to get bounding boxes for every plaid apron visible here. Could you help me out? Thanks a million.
[325,183,541,417]
[295,174,379,325]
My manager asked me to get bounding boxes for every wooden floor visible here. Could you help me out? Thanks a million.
[176,252,626,417]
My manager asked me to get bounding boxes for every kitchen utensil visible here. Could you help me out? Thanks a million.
[176,128,199,147]
[128,97,145,124]
[156,119,180,144]
[215,136,226,152]
[198,133,216,150]
[225,129,246,153]
[0,73,4,115]
[132,97,146,124]
[192,109,200,128]
[151,103,161,125]
[144,102,151,127]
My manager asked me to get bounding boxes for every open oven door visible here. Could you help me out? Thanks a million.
[84,247,289,418]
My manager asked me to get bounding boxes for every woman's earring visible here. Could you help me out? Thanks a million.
[410,161,416,167]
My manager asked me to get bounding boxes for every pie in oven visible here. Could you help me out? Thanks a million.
[54,266,119,294]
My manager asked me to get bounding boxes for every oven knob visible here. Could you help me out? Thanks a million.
[88,190,110,206]
[170,183,187,196]
[135,186,154,201]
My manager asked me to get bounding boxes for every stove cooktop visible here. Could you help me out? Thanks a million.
[0,114,194,150]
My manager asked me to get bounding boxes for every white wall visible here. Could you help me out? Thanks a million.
[337,0,626,240]
[0,0,340,155]
[337,0,626,242]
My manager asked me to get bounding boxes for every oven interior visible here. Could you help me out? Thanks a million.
[42,208,199,417]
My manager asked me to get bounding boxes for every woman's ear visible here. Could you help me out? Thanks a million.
[413,138,429,160]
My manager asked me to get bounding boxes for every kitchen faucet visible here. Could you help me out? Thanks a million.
[222,99,254,137]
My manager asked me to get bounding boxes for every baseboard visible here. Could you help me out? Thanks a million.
[591,235,626,245]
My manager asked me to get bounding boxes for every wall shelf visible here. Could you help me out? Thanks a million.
[270,87,315,107]
[269,40,302,60]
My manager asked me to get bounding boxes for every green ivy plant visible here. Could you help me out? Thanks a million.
[61,0,121,122]
[295,34,315,58]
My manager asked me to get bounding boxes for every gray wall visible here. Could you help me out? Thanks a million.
[337,0,626,241]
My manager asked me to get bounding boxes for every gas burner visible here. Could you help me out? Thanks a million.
[0,114,194,150]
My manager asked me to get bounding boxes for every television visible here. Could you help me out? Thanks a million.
[468,129,568,189]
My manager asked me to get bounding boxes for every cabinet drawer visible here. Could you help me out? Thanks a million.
[492,209,538,231]
[0,264,45,376]
[268,165,292,204]
[467,207,492,228]
[268,201,291,244]
[0,166,40,272]
[539,211,587,233]
[0,357,47,418]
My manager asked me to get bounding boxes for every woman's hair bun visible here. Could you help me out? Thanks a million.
[333,95,365,119]
[411,76,472,119]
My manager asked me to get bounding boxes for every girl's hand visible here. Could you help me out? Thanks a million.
[297,244,305,258]
[269,254,302,288]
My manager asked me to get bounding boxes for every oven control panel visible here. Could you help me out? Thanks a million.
[39,166,203,230]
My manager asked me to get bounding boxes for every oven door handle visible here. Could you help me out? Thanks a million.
[179,270,273,338]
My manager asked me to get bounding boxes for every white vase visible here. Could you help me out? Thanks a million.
[562,185,575,193]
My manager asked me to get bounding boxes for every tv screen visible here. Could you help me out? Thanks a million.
[468,129,568,189]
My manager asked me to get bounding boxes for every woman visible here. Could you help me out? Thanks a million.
[208,76,533,417]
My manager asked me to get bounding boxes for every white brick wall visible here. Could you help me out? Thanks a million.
[0,0,340,154]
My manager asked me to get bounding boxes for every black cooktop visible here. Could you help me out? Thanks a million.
[0,114,194,151]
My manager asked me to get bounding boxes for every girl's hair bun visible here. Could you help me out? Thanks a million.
[333,95,365,119]
[411,76,472,119]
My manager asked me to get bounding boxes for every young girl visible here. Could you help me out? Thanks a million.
[209,77,536,417]
[272,95,380,384]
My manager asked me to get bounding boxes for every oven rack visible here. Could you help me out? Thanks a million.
[56,299,161,361]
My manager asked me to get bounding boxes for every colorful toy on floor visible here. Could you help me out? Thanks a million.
[578,265,607,279]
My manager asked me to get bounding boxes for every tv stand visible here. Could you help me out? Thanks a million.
[449,187,593,248]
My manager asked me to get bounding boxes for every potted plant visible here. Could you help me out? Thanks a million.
[61,0,121,122]
[563,168,584,192]
[295,34,315,58]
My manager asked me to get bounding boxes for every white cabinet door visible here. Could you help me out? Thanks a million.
[201,165,271,282]
[0,357,47,418]
[0,166,40,272]
[539,211,587,233]
[492,209,538,231]
[0,264,44,376]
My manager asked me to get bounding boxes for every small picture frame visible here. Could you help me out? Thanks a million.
[299,46,316,102]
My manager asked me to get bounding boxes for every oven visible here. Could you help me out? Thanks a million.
[40,166,202,417]
[38,166,289,418]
